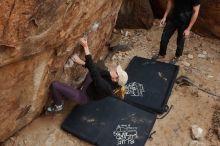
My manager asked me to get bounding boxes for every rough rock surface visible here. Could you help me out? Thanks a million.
[149,0,167,18]
[194,0,220,38]
[149,0,220,38]
[0,0,123,142]
[116,0,154,29]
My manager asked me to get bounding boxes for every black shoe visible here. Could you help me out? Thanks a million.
[169,57,179,65]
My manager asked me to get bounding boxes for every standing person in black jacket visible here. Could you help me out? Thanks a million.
[47,37,128,113]
[152,0,200,64]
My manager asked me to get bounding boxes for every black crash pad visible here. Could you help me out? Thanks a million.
[62,97,156,146]
[125,56,179,114]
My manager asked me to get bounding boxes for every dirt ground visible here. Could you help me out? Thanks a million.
[3,20,220,146]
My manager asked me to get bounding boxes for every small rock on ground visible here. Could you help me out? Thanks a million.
[188,54,194,59]
[191,125,204,140]
[189,140,205,146]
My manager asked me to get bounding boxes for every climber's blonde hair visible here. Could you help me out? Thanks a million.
[114,86,126,100]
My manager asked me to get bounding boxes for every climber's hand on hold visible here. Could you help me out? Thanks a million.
[79,37,88,49]
[79,37,90,55]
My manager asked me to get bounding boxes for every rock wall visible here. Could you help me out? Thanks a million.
[193,0,220,38]
[0,0,123,142]
[149,0,220,38]
[116,0,154,29]
[149,0,167,18]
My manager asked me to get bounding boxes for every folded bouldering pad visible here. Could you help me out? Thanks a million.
[62,97,156,146]
[125,56,179,114]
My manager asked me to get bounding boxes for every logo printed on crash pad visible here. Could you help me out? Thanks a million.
[113,124,138,145]
[126,82,145,97]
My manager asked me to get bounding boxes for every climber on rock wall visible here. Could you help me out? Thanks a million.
[152,0,200,64]
[46,37,128,113]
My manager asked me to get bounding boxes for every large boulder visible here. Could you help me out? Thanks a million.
[149,0,167,18]
[149,0,220,38]
[0,0,123,142]
[116,0,154,29]
[194,0,220,38]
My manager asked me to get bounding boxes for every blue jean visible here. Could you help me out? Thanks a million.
[50,73,93,105]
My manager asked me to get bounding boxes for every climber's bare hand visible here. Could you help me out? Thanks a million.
[79,37,88,49]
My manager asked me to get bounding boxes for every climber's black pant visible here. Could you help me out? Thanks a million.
[159,19,188,57]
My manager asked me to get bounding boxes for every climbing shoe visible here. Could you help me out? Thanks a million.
[46,103,64,113]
